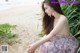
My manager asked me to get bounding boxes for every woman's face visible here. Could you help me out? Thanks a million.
[44,3,55,17]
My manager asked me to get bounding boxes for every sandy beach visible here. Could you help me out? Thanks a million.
[0,4,43,53]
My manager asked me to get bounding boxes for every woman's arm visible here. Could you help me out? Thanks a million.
[33,15,67,48]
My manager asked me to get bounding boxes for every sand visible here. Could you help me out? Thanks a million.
[0,4,43,53]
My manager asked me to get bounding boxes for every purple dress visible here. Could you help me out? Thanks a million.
[39,34,79,53]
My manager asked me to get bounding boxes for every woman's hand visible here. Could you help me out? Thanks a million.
[27,43,38,53]
[27,35,47,53]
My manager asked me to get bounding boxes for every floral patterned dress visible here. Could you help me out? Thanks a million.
[39,34,79,53]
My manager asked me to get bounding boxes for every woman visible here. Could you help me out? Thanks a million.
[27,0,79,53]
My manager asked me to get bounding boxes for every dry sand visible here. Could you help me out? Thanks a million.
[0,4,43,53]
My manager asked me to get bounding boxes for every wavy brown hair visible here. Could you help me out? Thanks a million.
[42,0,64,35]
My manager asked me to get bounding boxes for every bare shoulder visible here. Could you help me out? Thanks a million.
[60,15,67,21]
[58,15,68,23]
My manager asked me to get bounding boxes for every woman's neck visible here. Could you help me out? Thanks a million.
[52,12,61,20]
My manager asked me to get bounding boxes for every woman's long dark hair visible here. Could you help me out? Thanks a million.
[42,0,64,35]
